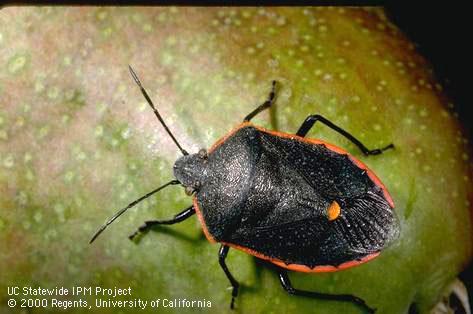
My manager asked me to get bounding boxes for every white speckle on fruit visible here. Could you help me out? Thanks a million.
[121,127,131,140]
[303,34,312,41]
[34,211,43,223]
[38,125,50,139]
[47,86,60,99]
[8,54,28,74]
[24,153,32,163]
[64,171,75,183]
[451,190,459,199]
[23,220,31,230]
[26,170,34,181]
[373,124,381,131]
[246,47,256,55]
[276,16,286,26]
[351,95,361,103]
[376,22,386,30]
[322,73,332,81]
[166,36,177,46]
[0,129,7,140]
[63,56,72,66]
[3,154,15,168]
[415,148,423,154]
[34,80,45,93]
[267,58,279,68]
[242,10,251,19]
[161,52,174,65]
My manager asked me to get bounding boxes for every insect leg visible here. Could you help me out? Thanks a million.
[219,245,240,309]
[296,114,394,156]
[243,81,277,122]
[278,269,376,313]
[128,205,195,240]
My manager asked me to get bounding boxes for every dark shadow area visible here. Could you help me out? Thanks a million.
[386,5,472,138]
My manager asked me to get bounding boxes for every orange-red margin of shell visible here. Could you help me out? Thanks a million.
[193,122,391,271]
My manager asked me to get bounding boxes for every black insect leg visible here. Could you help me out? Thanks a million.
[243,81,277,122]
[219,245,240,309]
[278,269,376,313]
[128,205,195,240]
[296,114,394,156]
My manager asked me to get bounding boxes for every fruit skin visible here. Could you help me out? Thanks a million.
[0,7,471,314]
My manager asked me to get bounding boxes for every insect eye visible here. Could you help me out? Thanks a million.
[185,186,194,196]
[198,148,208,159]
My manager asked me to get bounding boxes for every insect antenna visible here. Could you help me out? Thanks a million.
[89,179,180,243]
[128,65,188,156]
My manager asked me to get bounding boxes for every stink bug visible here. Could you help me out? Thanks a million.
[90,66,400,313]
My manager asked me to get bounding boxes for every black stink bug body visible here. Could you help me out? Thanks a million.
[90,66,399,313]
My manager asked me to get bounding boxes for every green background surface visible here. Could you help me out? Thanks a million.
[0,7,472,314]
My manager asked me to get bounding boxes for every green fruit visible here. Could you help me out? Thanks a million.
[0,7,471,314]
